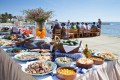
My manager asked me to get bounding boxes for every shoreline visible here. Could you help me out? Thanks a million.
[78,34,120,56]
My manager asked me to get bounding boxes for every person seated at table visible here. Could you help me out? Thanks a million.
[50,22,55,34]
[76,22,81,29]
[91,22,97,29]
[84,23,91,30]
[80,22,85,31]
[53,19,61,34]
[66,20,71,28]
[83,23,91,37]
[70,22,76,29]
[61,23,67,39]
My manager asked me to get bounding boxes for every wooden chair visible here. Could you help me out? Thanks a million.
[53,29,61,39]
[72,29,79,38]
[65,29,73,39]
[90,28,97,36]
[78,28,84,38]
[83,29,91,37]
[66,29,78,39]
[97,28,101,36]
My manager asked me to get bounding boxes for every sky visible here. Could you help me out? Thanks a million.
[0,0,120,22]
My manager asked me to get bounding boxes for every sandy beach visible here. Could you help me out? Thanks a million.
[78,35,120,56]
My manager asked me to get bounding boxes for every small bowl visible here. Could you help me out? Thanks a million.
[57,67,77,80]
[89,56,104,65]
[55,57,73,67]
[76,58,94,69]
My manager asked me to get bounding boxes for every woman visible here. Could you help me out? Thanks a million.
[61,23,67,39]
[70,22,76,29]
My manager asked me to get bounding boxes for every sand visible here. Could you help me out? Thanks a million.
[77,35,120,56]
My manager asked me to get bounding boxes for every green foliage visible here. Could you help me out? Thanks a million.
[0,12,13,23]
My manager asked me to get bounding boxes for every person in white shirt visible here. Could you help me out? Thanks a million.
[84,23,91,30]
[80,22,85,30]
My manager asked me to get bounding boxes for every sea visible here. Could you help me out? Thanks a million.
[101,22,120,37]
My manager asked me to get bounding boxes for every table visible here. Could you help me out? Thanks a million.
[0,47,120,80]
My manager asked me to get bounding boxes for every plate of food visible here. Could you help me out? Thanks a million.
[29,49,50,53]
[6,47,26,56]
[2,43,15,48]
[37,56,52,61]
[0,40,12,47]
[14,52,40,61]
[98,52,118,61]
[22,60,57,76]
[89,56,104,65]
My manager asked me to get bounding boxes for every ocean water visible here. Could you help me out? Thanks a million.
[101,22,120,37]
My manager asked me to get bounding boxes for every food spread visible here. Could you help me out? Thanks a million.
[77,58,93,64]
[25,62,52,74]
[38,56,51,61]
[17,54,37,60]
[57,68,76,75]
[56,57,72,63]
[60,40,78,46]
[89,56,103,62]
[98,52,118,60]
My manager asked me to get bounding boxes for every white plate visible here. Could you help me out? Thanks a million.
[22,60,57,76]
[14,52,40,61]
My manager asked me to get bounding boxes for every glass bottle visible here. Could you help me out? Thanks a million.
[83,44,92,58]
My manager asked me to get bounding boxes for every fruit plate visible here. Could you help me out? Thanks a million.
[6,47,26,56]
[21,60,57,76]
[14,52,40,61]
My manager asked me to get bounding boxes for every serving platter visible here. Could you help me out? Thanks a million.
[22,60,57,76]
[14,52,40,61]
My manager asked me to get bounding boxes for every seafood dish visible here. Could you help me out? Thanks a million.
[98,52,118,60]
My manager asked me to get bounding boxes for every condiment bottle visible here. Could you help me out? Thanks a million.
[83,44,92,58]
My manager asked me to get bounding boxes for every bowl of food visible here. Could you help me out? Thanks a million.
[55,57,73,67]
[22,60,57,76]
[57,67,77,80]
[76,58,94,69]
[89,56,104,65]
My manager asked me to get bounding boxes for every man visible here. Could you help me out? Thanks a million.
[97,19,102,29]
[91,22,97,29]
[53,19,61,34]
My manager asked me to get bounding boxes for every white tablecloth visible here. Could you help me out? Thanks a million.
[1,48,120,80]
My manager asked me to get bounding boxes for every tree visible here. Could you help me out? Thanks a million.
[8,14,13,22]
[0,12,13,23]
